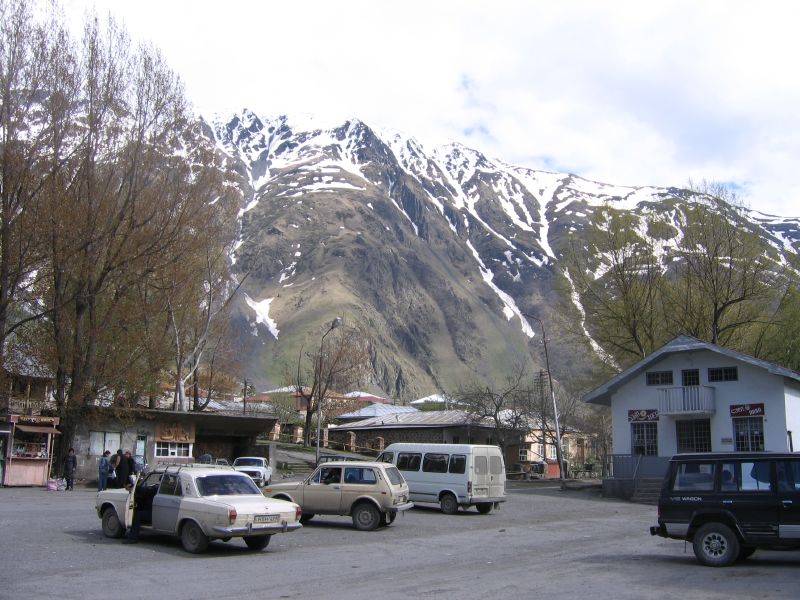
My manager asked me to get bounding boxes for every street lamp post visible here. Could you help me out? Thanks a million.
[522,312,566,489]
[315,317,342,464]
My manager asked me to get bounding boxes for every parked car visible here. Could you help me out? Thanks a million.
[377,443,507,514]
[96,463,302,553]
[233,456,272,487]
[650,452,800,566]
[132,454,147,474]
[264,461,413,531]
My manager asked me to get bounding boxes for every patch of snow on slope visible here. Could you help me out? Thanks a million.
[244,294,279,339]
[466,241,535,338]
[561,269,617,367]
[508,167,565,261]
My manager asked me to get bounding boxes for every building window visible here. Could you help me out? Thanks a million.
[135,434,147,457]
[155,442,192,457]
[682,369,700,386]
[733,417,764,452]
[708,367,738,382]
[89,431,121,455]
[646,371,673,386]
[518,446,529,462]
[676,419,712,453]
[631,422,658,456]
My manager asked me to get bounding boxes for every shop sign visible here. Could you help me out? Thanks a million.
[729,403,764,417]
[10,415,59,425]
[156,421,195,443]
[628,409,659,422]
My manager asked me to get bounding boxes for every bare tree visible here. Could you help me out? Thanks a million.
[453,364,532,452]
[294,321,371,447]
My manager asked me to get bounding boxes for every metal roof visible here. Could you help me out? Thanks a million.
[583,335,800,406]
[331,410,490,430]
[337,403,419,420]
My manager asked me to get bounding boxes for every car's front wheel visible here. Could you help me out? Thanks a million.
[101,507,125,538]
[243,535,271,551]
[180,521,210,554]
[693,522,740,567]
[299,513,315,524]
[352,503,381,531]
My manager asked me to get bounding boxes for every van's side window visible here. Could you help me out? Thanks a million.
[422,453,448,473]
[777,461,800,491]
[449,454,466,474]
[672,462,715,492]
[397,453,421,471]
[740,461,772,492]
[474,456,488,475]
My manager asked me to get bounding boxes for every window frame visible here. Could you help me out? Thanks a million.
[646,371,673,386]
[154,441,192,458]
[708,366,738,382]
[733,416,765,452]
[631,421,658,456]
[681,368,700,387]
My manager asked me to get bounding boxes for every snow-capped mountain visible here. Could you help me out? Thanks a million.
[203,110,800,399]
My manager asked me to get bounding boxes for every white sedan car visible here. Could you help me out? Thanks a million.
[233,456,273,487]
[96,464,301,553]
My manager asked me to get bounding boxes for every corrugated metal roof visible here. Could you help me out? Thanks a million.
[337,403,419,420]
[332,410,481,430]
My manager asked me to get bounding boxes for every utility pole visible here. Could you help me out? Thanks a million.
[522,313,566,489]
[243,377,248,415]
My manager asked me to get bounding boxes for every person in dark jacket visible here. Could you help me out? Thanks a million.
[115,449,131,489]
[98,450,111,491]
[63,448,77,491]
[124,450,136,487]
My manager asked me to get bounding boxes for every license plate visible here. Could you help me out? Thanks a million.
[254,514,279,523]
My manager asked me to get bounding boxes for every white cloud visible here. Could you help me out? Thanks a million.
[66,0,800,216]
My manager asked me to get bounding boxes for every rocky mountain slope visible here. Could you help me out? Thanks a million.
[203,110,800,400]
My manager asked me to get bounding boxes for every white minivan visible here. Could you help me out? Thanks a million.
[377,443,506,514]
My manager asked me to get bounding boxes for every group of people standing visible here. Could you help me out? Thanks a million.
[97,449,136,491]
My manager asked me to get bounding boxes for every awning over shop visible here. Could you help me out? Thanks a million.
[14,424,61,435]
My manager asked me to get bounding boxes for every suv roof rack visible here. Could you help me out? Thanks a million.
[149,462,236,475]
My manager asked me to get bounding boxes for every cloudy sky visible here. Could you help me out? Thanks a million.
[66,0,800,217]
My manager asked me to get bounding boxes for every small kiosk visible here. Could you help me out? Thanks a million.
[1,415,60,486]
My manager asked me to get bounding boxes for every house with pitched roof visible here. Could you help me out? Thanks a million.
[583,335,800,498]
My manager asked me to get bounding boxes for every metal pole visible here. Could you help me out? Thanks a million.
[315,318,342,464]
[522,313,566,489]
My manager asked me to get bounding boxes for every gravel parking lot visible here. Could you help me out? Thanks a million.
[1,482,797,600]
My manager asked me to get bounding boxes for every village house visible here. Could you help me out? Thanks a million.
[583,335,800,498]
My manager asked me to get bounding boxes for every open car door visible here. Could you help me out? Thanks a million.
[124,473,139,528]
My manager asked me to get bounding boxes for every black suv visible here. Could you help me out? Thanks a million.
[650,452,800,566]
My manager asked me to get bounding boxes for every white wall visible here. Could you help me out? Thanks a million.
[785,380,800,452]
[610,349,792,456]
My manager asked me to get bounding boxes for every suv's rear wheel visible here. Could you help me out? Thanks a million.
[440,493,458,515]
[181,521,209,554]
[243,535,271,550]
[693,522,739,567]
[352,503,381,531]
[101,507,125,538]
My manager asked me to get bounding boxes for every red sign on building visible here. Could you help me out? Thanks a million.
[729,403,765,417]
